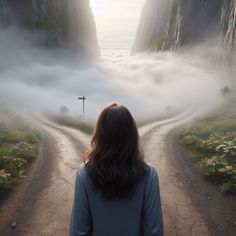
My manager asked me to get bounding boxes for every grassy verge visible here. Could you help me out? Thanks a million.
[179,97,236,194]
[50,115,94,135]
[136,111,178,127]
[49,110,177,135]
[0,105,41,198]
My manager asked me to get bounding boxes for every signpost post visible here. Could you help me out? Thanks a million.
[78,96,86,119]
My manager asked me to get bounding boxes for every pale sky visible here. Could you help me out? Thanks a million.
[90,0,145,50]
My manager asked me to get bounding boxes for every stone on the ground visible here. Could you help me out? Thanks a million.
[11,222,17,229]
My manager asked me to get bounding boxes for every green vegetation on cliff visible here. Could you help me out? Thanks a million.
[133,0,235,63]
[0,0,99,55]
[220,0,236,65]
[146,0,181,51]
[34,0,65,47]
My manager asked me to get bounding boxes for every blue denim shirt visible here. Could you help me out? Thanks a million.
[70,163,163,236]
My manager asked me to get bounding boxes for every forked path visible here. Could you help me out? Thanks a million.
[140,116,209,236]
[0,112,210,235]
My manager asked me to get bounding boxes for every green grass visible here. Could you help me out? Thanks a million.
[136,111,177,127]
[49,110,177,135]
[49,114,95,135]
[179,97,236,194]
[0,105,41,197]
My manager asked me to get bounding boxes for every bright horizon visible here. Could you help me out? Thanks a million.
[90,0,145,50]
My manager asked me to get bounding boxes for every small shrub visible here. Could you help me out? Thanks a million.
[0,168,18,189]
[25,131,41,144]
[220,181,236,194]
[200,156,235,181]
[182,135,201,147]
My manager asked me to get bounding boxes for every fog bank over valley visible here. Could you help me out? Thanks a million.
[0,0,235,122]
[0,29,233,122]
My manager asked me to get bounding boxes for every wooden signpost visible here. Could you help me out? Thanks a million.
[78,96,86,119]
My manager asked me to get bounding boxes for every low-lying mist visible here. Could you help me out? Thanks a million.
[0,28,234,122]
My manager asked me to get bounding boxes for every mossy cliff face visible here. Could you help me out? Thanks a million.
[220,0,236,65]
[0,0,99,56]
[132,0,174,53]
[132,0,235,64]
[0,0,11,26]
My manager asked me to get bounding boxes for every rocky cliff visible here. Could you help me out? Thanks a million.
[132,0,236,64]
[220,0,236,65]
[0,0,99,56]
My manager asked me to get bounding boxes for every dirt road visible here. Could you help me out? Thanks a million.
[140,116,209,236]
[0,113,221,235]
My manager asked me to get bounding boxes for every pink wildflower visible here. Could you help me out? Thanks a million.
[0,169,11,178]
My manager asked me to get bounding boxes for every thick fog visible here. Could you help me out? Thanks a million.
[0,28,232,122]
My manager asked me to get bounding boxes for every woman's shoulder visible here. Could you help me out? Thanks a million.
[143,163,160,194]
[143,162,159,181]
[76,162,88,180]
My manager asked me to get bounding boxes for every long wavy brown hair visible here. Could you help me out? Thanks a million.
[84,103,147,199]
